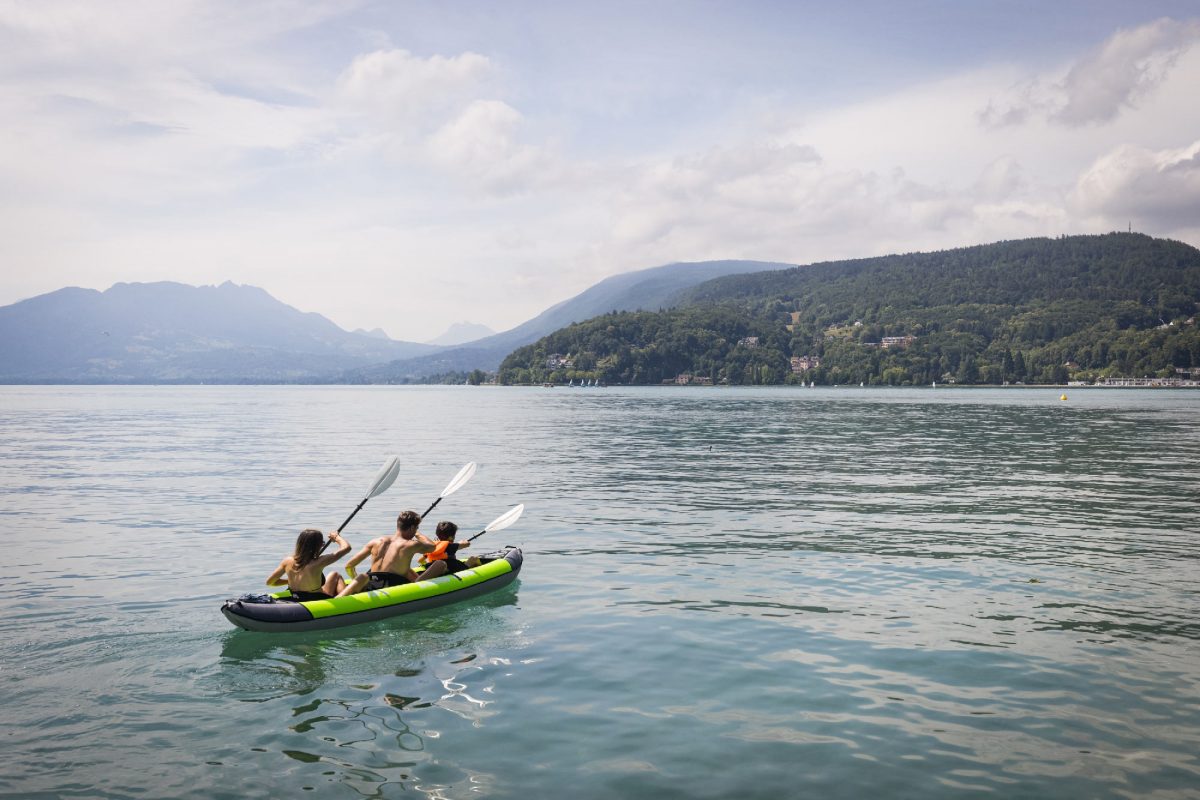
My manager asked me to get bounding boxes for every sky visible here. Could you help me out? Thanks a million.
[2,1,1199,342]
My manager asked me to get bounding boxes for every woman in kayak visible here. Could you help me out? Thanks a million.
[266,528,355,601]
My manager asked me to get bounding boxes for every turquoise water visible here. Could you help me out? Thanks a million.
[1,386,1198,799]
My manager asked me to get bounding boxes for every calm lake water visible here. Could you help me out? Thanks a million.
[1,385,1198,799]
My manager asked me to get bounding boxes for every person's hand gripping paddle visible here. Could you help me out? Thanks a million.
[316,455,401,556]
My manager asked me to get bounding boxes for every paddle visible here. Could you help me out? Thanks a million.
[316,455,401,556]
[430,503,523,582]
[467,503,525,542]
[420,462,478,519]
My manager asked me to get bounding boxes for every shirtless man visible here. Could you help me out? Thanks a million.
[342,510,437,594]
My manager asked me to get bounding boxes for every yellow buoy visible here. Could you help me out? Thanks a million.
[1060,393,1067,401]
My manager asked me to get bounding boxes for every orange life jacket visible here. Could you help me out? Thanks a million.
[427,540,451,561]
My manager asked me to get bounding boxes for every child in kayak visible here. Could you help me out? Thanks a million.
[341,510,437,593]
[266,528,354,601]
[417,521,482,579]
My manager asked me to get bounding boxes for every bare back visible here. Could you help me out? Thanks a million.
[367,533,432,581]
[283,558,326,592]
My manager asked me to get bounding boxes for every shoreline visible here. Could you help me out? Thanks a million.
[1,381,1197,389]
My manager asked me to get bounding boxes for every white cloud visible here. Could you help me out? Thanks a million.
[982,17,1200,128]
[1,4,1199,342]
[1072,140,1200,232]
[1057,17,1200,125]
[599,144,945,269]
[335,48,493,130]
[332,49,574,196]
[973,155,1028,202]
[426,100,547,193]
[0,2,341,209]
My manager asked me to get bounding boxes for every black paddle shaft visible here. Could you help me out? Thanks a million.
[315,497,368,557]
[421,496,442,519]
[337,498,369,533]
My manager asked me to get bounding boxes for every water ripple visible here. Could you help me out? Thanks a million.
[1,386,1198,799]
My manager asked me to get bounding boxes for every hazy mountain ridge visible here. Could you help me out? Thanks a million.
[0,262,795,383]
[424,321,496,347]
[0,281,439,382]
[346,259,796,379]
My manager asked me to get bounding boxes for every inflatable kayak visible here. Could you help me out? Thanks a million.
[221,546,523,633]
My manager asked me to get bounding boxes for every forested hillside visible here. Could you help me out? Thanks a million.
[342,259,791,380]
[497,234,1200,386]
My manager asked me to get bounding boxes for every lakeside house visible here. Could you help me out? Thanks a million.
[790,355,821,373]
[862,335,917,349]
[881,335,916,349]
[545,353,574,369]
[737,336,760,348]
[1094,377,1200,387]
[669,374,713,385]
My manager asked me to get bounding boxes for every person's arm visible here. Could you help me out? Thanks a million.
[344,540,374,578]
[266,559,290,587]
[316,530,352,567]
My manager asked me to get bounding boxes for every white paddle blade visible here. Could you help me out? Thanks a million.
[367,455,401,498]
[440,461,477,498]
[484,504,524,534]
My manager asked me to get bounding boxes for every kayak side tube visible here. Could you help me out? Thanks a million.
[221,546,523,633]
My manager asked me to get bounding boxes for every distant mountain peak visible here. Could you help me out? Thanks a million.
[354,327,393,341]
[424,321,496,347]
[349,259,796,380]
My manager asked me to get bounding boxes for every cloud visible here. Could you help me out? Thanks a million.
[0,2,344,208]
[598,141,1054,270]
[335,48,493,129]
[973,155,1027,201]
[1057,17,1200,125]
[1,4,1199,341]
[332,49,575,195]
[1071,139,1200,231]
[981,17,1200,128]
[425,100,549,194]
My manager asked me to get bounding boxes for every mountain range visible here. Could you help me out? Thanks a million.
[424,321,496,347]
[0,260,789,383]
[0,281,438,382]
[342,260,793,380]
[16,236,1191,387]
